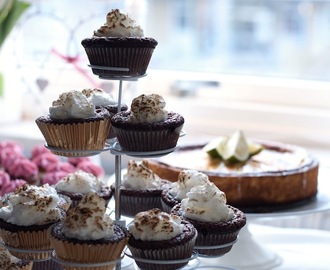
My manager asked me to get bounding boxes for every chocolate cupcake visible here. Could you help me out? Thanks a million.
[81,9,158,78]
[110,160,171,217]
[127,208,197,270]
[0,184,66,261]
[35,90,111,157]
[161,169,211,213]
[81,88,128,139]
[0,247,33,270]
[55,170,112,208]
[50,193,129,269]
[171,182,247,257]
[111,94,184,152]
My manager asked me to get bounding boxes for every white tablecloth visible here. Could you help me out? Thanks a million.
[122,224,330,270]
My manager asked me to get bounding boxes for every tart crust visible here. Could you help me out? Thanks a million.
[147,141,319,212]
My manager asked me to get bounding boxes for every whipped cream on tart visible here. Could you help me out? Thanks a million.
[147,140,319,212]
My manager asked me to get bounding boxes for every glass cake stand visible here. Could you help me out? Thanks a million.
[214,167,330,270]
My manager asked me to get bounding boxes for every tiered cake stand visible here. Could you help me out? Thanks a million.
[44,66,242,270]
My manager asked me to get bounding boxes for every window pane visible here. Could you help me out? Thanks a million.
[146,0,330,81]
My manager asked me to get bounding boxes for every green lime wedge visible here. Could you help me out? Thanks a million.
[248,141,263,157]
[221,130,249,163]
[203,136,226,158]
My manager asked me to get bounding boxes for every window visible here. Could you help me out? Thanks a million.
[0,0,329,165]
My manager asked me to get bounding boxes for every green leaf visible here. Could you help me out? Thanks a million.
[0,0,14,25]
[0,0,30,48]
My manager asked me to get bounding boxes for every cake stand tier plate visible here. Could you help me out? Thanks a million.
[215,166,330,270]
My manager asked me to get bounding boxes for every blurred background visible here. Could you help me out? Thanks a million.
[0,0,330,233]
[0,0,329,169]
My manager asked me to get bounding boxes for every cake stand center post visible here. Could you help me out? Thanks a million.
[114,79,124,225]
[114,79,124,270]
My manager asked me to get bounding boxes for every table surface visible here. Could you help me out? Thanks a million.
[120,224,330,270]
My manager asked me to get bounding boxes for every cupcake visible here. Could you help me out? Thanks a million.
[127,208,197,270]
[0,247,33,270]
[110,160,171,217]
[54,170,112,208]
[161,169,210,213]
[81,88,128,139]
[171,182,246,257]
[50,192,129,270]
[0,184,66,260]
[111,94,184,152]
[35,90,111,157]
[81,9,158,78]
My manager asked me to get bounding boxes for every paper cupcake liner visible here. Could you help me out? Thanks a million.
[119,193,163,217]
[84,47,155,77]
[160,190,180,213]
[21,262,34,270]
[50,234,128,270]
[32,259,61,270]
[127,233,197,270]
[112,126,183,152]
[161,200,175,214]
[194,230,240,257]
[0,228,52,260]
[36,119,111,157]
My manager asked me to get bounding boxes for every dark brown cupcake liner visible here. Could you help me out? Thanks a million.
[105,104,128,139]
[171,203,246,257]
[161,188,180,213]
[119,193,163,217]
[112,125,183,152]
[32,259,61,270]
[127,232,197,270]
[84,47,155,77]
[193,230,239,257]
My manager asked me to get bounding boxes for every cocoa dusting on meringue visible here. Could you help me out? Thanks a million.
[55,170,104,194]
[94,9,144,37]
[123,160,162,190]
[49,90,96,120]
[129,94,167,123]
[169,169,211,200]
[128,208,183,241]
[82,88,117,107]
[0,184,64,226]
[181,182,234,222]
[62,192,114,240]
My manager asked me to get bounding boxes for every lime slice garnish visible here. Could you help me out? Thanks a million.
[248,141,263,157]
[203,136,226,158]
[221,130,249,163]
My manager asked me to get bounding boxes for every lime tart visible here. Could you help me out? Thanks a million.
[147,131,319,212]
